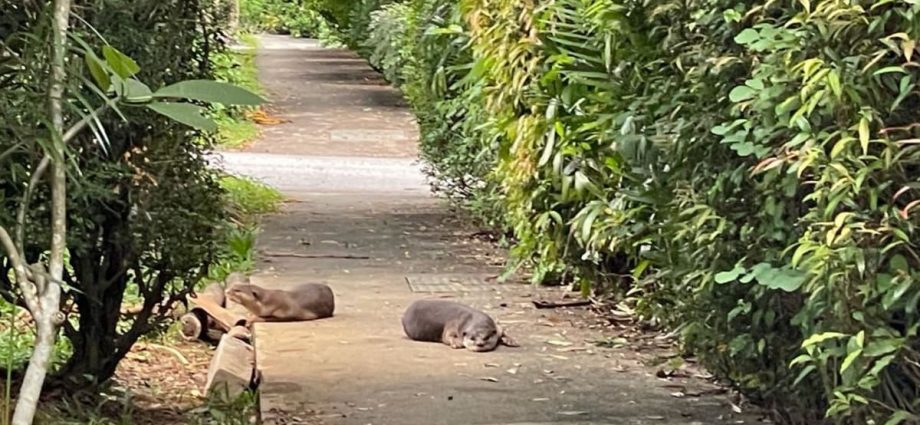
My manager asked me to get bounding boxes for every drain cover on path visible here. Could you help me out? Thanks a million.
[405,274,492,293]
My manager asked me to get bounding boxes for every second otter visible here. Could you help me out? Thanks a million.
[226,282,335,324]
[401,299,518,352]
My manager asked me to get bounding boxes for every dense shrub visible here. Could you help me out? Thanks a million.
[240,0,339,39]
[346,0,920,423]
[0,0,231,384]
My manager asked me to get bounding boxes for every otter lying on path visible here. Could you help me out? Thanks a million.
[401,299,518,352]
[226,282,335,324]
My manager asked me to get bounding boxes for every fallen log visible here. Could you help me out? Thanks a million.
[189,294,247,332]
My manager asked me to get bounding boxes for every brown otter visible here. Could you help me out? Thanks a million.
[226,282,335,324]
[401,299,518,352]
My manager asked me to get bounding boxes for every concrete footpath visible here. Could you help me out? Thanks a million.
[216,34,763,425]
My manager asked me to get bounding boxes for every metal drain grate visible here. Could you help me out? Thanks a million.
[405,274,492,293]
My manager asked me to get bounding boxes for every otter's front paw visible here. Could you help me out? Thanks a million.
[443,332,465,349]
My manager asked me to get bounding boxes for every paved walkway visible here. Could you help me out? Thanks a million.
[217,35,762,425]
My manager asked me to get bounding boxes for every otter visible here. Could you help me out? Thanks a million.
[225,282,335,324]
[401,299,518,352]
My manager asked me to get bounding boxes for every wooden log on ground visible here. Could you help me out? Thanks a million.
[205,334,256,400]
[189,294,248,332]
[179,310,209,341]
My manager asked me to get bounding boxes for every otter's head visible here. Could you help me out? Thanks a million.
[461,323,502,352]
[225,284,261,307]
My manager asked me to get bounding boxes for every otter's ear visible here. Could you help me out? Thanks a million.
[497,326,520,347]
[250,288,261,301]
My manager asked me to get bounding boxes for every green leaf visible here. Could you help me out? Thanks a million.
[731,141,756,156]
[715,266,745,284]
[122,79,153,104]
[789,354,812,366]
[102,45,140,78]
[858,117,870,154]
[792,365,816,386]
[840,348,862,373]
[873,66,907,76]
[757,268,807,292]
[863,339,901,357]
[153,80,264,105]
[85,53,110,91]
[632,259,651,279]
[729,85,756,102]
[884,411,916,425]
[802,332,846,348]
[890,255,908,272]
[539,128,556,167]
[827,70,841,98]
[734,28,759,45]
[146,102,217,132]
[746,78,765,90]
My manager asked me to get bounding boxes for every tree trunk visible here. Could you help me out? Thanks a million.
[11,0,70,422]
[57,277,127,384]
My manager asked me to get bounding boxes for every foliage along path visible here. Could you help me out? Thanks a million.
[218,34,762,425]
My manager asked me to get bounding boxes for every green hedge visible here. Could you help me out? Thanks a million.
[337,0,920,423]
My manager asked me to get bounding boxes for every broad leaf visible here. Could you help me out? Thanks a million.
[123,79,153,104]
[85,53,110,91]
[146,102,217,132]
[715,266,745,284]
[153,80,264,105]
[102,45,140,78]
[734,28,759,45]
[756,267,807,292]
[729,85,756,102]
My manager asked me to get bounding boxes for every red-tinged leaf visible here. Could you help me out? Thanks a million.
[892,186,910,202]
[900,199,920,219]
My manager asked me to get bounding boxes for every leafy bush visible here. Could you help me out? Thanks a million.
[241,0,344,42]
[342,0,920,423]
[0,0,239,385]
[364,3,412,83]
[240,0,340,40]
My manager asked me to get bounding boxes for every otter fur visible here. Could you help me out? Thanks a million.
[401,299,518,352]
[226,282,335,324]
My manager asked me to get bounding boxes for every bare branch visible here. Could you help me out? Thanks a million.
[15,155,50,254]
[0,226,40,315]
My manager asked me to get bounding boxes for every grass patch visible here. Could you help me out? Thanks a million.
[203,175,282,283]
[220,175,284,220]
[216,118,260,150]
